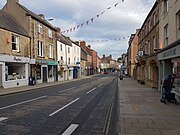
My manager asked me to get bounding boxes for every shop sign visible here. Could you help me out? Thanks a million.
[48,61,58,65]
[29,59,36,64]
[163,48,176,58]
[14,57,22,61]
[36,60,48,65]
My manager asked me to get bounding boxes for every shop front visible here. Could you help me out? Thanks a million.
[36,60,58,83]
[0,55,30,88]
[157,40,180,100]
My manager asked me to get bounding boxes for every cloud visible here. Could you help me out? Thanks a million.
[0,0,155,58]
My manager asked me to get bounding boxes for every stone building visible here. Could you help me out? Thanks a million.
[0,10,30,88]
[137,1,159,88]
[3,0,58,84]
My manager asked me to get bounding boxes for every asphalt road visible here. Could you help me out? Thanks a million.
[0,73,118,135]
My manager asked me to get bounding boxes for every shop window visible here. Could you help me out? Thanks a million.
[12,35,20,52]
[48,65,53,78]
[5,63,26,81]
[36,65,41,80]
[69,70,71,76]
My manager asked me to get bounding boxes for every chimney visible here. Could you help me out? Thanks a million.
[7,0,19,4]
[110,55,112,59]
[88,45,91,48]
[103,54,105,58]
[56,27,61,33]
[38,14,45,20]
[80,41,86,49]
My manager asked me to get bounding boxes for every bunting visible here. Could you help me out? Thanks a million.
[61,0,125,34]
[86,36,129,43]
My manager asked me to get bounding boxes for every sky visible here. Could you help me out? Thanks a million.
[0,0,156,59]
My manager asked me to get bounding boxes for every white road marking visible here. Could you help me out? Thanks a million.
[0,96,47,110]
[59,87,76,93]
[80,83,88,87]
[0,117,8,122]
[98,83,103,87]
[49,98,80,117]
[62,124,79,135]
[86,87,96,94]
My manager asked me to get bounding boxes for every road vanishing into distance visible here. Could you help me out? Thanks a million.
[0,73,119,135]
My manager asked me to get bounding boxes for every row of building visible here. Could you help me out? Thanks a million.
[0,0,118,89]
[123,0,180,100]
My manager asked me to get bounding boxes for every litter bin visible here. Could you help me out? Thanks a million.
[29,77,36,85]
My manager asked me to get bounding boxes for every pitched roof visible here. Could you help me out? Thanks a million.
[17,3,56,31]
[61,34,72,46]
[0,10,29,37]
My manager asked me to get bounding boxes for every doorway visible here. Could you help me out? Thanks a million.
[42,67,47,82]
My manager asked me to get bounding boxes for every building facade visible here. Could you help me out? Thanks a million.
[0,11,30,88]
[157,0,180,99]
[137,1,159,88]
[3,0,58,84]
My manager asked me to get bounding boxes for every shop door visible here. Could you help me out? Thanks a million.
[0,65,2,87]
[42,67,47,82]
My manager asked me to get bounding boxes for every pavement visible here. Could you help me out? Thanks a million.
[118,77,180,135]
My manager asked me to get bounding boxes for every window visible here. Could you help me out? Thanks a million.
[12,35,19,52]
[60,44,62,51]
[49,44,53,58]
[153,36,157,51]
[68,58,70,64]
[48,65,53,78]
[152,12,156,26]
[48,29,52,38]
[176,11,180,39]
[74,57,76,64]
[164,24,168,47]
[61,56,63,60]
[147,40,150,55]
[148,20,150,32]
[38,23,43,34]
[38,41,43,57]
[164,0,168,14]
[68,47,70,53]
[36,65,41,80]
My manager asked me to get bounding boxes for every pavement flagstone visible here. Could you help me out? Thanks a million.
[118,77,180,135]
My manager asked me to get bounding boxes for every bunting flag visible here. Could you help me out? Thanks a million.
[91,18,94,23]
[61,1,125,34]
[86,36,129,43]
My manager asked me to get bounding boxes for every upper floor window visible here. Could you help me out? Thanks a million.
[153,12,156,26]
[60,44,63,51]
[176,10,180,39]
[153,36,157,50]
[38,41,43,57]
[164,0,168,14]
[148,20,150,32]
[49,44,53,58]
[48,29,52,38]
[12,35,20,52]
[164,24,169,47]
[38,23,43,34]
[68,47,70,53]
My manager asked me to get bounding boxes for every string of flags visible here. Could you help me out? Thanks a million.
[86,35,129,43]
[61,0,125,34]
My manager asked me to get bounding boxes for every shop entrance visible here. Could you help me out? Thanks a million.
[42,67,47,82]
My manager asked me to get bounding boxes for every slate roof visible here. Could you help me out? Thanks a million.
[56,34,72,46]
[17,3,56,31]
[0,10,29,37]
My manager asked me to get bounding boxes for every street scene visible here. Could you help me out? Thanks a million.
[0,0,180,135]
